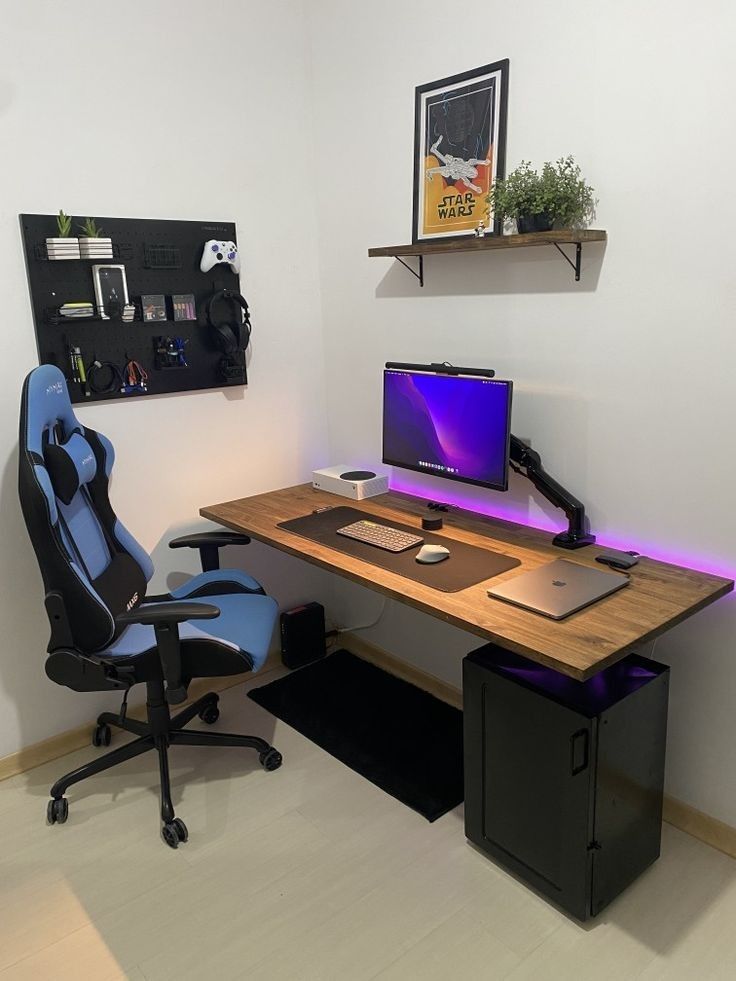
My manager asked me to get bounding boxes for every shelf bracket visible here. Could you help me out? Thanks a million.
[395,255,424,287]
[552,242,582,281]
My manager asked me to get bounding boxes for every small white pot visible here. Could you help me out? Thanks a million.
[78,236,113,258]
[45,237,80,260]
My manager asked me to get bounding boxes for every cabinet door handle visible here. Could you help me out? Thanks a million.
[570,728,589,775]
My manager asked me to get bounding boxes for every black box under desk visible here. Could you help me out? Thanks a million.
[463,644,669,920]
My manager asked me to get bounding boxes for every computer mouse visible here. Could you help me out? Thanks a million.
[416,544,450,564]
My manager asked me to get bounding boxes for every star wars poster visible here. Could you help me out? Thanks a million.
[413,61,508,242]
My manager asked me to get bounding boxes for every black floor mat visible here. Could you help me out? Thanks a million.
[248,650,464,821]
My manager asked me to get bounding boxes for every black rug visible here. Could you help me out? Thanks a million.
[248,650,464,821]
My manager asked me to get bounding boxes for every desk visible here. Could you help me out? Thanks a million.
[201,483,733,681]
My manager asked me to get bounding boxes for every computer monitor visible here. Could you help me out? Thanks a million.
[382,367,513,492]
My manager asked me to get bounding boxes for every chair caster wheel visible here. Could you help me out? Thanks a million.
[161,817,188,848]
[260,748,283,771]
[198,704,220,725]
[92,723,112,747]
[47,797,69,825]
[172,817,188,842]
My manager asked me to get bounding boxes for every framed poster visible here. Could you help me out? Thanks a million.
[412,60,509,243]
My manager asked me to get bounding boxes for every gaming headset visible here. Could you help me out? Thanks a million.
[205,289,252,383]
[206,289,252,354]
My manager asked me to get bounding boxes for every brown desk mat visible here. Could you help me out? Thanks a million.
[278,506,520,593]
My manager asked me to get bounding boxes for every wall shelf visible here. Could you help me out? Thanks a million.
[368,229,607,285]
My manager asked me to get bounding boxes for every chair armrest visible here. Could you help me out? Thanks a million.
[169,532,252,573]
[115,601,220,626]
[169,532,252,549]
[115,602,220,704]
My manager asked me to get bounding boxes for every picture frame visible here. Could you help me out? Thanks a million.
[92,264,130,319]
[412,60,509,243]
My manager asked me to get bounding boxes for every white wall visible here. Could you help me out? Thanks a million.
[305,1,736,824]
[3,0,736,831]
[0,0,332,758]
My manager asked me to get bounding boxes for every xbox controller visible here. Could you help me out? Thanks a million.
[200,240,240,275]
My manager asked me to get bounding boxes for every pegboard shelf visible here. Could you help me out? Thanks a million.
[33,242,135,262]
[21,213,245,403]
[43,306,141,327]
[143,245,182,269]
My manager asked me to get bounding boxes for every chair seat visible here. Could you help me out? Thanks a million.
[170,568,264,598]
[104,592,278,672]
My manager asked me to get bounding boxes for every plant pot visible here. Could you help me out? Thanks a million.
[45,237,80,260]
[78,237,113,259]
[516,213,553,234]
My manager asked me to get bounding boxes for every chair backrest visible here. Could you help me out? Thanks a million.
[19,365,154,653]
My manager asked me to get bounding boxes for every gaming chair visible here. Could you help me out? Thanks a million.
[18,364,282,848]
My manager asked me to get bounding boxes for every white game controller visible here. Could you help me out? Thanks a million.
[200,240,241,274]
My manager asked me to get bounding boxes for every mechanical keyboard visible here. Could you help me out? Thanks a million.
[336,519,424,553]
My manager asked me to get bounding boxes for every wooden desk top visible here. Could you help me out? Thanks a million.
[201,484,733,681]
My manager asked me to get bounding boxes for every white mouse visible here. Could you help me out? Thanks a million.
[416,544,450,564]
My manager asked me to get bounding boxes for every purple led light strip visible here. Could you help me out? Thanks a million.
[389,474,735,583]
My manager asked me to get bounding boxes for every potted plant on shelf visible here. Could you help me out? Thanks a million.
[45,210,80,260]
[77,217,113,259]
[489,156,596,234]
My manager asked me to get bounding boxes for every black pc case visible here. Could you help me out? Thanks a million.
[463,644,669,920]
[280,602,326,669]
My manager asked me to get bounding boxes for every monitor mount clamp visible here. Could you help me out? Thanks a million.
[509,435,595,549]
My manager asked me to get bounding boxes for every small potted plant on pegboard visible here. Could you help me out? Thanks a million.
[77,216,113,259]
[489,156,596,234]
[45,211,80,260]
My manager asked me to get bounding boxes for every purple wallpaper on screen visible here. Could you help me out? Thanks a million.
[382,371,512,489]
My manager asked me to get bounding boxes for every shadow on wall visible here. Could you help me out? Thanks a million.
[651,596,736,816]
[388,383,593,538]
[374,239,606,298]
[3,453,298,851]
[2,438,334,768]
[156,524,338,615]
[0,445,63,759]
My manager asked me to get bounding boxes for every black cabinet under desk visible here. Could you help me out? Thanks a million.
[463,645,669,921]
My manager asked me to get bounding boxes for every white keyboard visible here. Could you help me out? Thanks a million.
[336,519,424,553]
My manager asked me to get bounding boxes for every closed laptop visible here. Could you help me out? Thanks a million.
[487,558,629,620]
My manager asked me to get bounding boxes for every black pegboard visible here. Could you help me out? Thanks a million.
[20,214,246,403]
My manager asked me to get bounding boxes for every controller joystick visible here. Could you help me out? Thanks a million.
[200,239,241,275]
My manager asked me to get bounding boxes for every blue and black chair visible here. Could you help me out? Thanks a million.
[18,364,282,847]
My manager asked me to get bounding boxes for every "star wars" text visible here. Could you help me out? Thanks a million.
[437,192,477,219]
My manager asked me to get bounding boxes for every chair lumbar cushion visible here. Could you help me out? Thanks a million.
[43,432,97,505]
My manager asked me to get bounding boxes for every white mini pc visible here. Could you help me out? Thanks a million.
[311,465,389,501]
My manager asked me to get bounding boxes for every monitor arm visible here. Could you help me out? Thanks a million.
[509,435,595,549]
[383,362,594,548]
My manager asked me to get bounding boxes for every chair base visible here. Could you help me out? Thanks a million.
[46,679,283,847]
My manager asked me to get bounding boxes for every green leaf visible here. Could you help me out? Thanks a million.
[487,155,596,228]
[78,217,104,238]
[56,210,72,237]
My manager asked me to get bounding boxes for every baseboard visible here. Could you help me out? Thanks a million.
[662,795,736,859]
[4,638,736,863]
[0,651,282,784]
[342,632,736,861]
[342,633,463,708]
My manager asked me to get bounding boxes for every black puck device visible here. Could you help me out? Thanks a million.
[280,602,327,669]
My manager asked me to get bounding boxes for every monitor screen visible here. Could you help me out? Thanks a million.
[382,368,513,492]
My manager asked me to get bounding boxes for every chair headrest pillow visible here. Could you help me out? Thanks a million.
[43,432,98,505]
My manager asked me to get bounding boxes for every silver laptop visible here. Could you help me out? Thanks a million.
[487,558,629,620]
